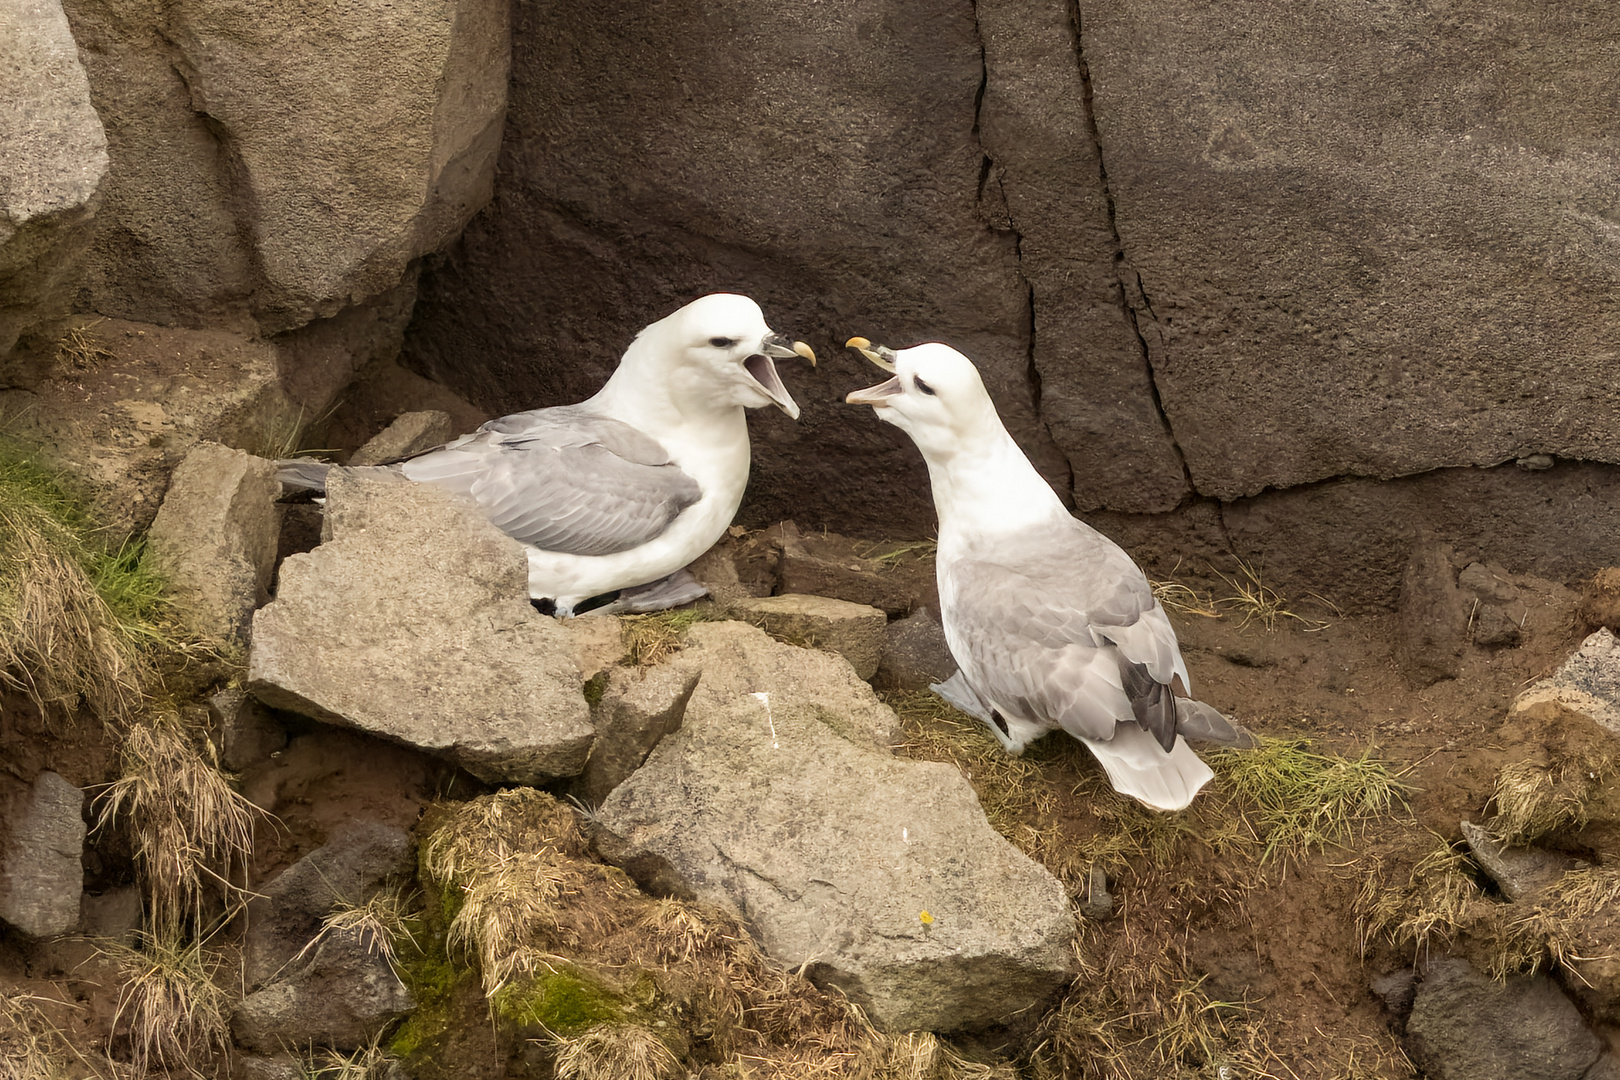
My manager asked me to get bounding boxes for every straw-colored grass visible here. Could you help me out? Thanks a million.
[1210,559,1336,632]
[54,319,115,373]
[94,711,266,936]
[0,991,72,1080]
[552,1023,680,1080]
[102,931,231,1077]
[619,608,712,667]
[1487,749,1618,845]
[299,882,418,977]
[1356,836,1480,964]
[299,1035,394,1079]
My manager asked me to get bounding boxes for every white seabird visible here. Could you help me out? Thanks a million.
[844,338,1248,810]
[278,293,815,615]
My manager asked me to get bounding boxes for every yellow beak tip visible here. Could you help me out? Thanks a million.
[792,341,817,367]
[845,336,871,349]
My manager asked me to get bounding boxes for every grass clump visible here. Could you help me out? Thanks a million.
[620,608,712,666]
[94,710,266,936]
[1486,749,1618,845]
[1357,836,1480,964]
[102,930,231,1077]
[552,1023,680,1080]
[0,991,74,1080]
[1210,558,1336,632]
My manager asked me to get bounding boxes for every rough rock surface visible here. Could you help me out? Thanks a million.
[63,0,508,333]
[570,660,701,807]
[593,622,1075,1032]
[1405,958,1602,1080]
[234,925,415,1054]
[0,772,85,937]
[1513,629,1620,736]
[248,474,594,784]
[874,608,957,693]
[1394,543,1468,685]
[210,686,287,773]
[1458,821,1583,903]
[145,442,281,645]
[0,0,108,376]
[243,822,414,991]
[348,409,455,467]
[727,594,887,682]
[774,524,924,618]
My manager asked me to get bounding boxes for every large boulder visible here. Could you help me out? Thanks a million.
[1405,958,1602,1080]
[247,473,594,784]
[234,925,415,1054]
[62,0,508,334]
[0,0,108,379]
[592,622,1076,1033]
[1514,628,1620,736]
[0,771,85,938]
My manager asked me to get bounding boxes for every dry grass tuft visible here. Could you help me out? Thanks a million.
[102,931,230,1077]
[300,882,418,976]
[552,1023,680,1080]
[95,711,266,936]
[619,608,712,666]
[0,991,73,1080]
[299,1035,394,1079]
[0,452,146,723]
[1211,559,1336,632]
[1357,837,1480,964]
[54,319,116,372]
[1487,750,1617,845]
[850,539,938,567]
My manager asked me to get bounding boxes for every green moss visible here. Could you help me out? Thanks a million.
[388,928,470,1059]
[582,670,609,708]
[494,970,623,1036]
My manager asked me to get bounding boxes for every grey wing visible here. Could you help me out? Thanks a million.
[950,525,1193,750]
[399,408,702,556]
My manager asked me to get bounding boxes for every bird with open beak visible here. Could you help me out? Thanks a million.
[845,336,1249,810]
[277,294,816,615]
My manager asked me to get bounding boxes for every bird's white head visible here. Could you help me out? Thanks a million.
[636,293,816,421]
[842,340,1002,462]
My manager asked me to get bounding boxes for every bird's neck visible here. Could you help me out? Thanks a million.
[587,340,746,449]
[926,427,1070,544]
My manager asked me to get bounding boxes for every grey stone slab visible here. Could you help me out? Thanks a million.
[0,772,85,937]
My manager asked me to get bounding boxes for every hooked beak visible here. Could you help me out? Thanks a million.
[844,337,903,407]
[748,332,815,420]
[845,336,897,372]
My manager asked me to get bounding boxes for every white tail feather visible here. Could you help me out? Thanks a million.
[1082,724,1213,811]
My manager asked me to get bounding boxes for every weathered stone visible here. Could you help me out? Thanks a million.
[775,524,920,618]
[1405,958,1601,1080]
[1394,543,1467,686]
[1370,968,1417,1020]
[209,686,287,773]
[1459,821,1583,903]
[237,1057,305,1080]
[0,320,303,538]
[1514,629,1620,737]
[234,925,414,1054]
[348,410,454,467]
[874,609,957,693]
[727,594,887,682]
[0,0,108,377]
[570,660,701,807]
[247,474,594,784]
[0,772,85,937]
[565,615,627,684]
[1084,1,1620,500]
[243,821,414,991]
[593,622,1074,1032]
[145,442,281,646]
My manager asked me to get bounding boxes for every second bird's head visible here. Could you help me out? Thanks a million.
[657,294,816,419]
[844,339,1000,458]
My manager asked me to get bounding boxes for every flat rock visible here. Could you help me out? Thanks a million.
[1406,958,1602,1080]
[727,593,887,682]
[569,660,701,807]
[1459,820,1583,903]
[1513,629,1620,736]
[0,0,108,374]
[593,622,1075,1032]
[874,608,957,693]
[0,772,85,937]
[248,474,594,783]
[775,523,920,617]
[243,821,414,990]
[348,410,455,467]
[145,442,281,646]
[234,925,414,1054]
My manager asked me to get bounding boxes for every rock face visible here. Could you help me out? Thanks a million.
[0,0,108,378]
[593,622,1076,1032]
[0,772,85,937]
[145,442,282,646]
[1405,958,1602,1080]
[1394,543,1468,685]
[874,609,957,693]
[248,473,594,784]
[727,594,887,681]
[234,925,415,1054]
[570,661,701,807]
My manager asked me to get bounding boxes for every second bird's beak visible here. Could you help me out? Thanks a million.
[844,337,903,407]
[752,333,818,420]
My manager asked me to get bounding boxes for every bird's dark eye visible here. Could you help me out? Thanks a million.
[914,376,937,396]
[709,337,736,348]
